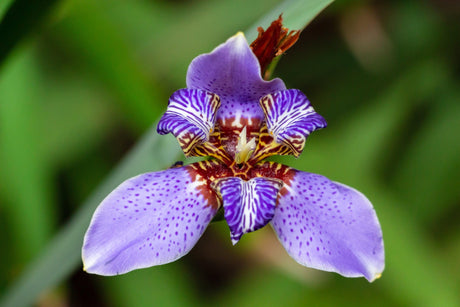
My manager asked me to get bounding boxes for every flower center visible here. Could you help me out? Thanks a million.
[235,126,256,164]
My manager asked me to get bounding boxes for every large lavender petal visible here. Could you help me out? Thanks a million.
[271,170,384,281]
[260,89,327,157]
[82,164,219,275]
[157,88,220,156]
[186,33,285,128]
[212,177,283,244]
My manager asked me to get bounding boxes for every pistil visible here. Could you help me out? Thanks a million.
[235,126,256,164]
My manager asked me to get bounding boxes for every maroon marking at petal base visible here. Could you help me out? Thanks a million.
[251,124,291,162]
[179,131,202,156]
[217,117,262,159]
[186,160,233,209]
[189,129,233,165]
[250,161,296,198]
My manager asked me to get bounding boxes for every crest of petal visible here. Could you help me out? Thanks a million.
[82,164,219,275]
[212,176,283,244]
[260,89,327,157]
[186,32,285,128]
[271,170,384,281]
[157,88,220,156]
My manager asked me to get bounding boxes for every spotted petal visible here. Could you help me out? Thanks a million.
[212,177,283,244]
[260,89,327,157]
[186,32,285,130]
[271,170,384,281]
[82,163,219,275]
[157,88,220,156]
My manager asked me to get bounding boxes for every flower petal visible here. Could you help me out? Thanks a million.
[186,32,285,129]
[157,88,220,156]
[212,176,283,244]
[271,170,384,281]
[82,163,220,275]
[260,89,327,157]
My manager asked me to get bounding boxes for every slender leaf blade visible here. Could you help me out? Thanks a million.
[245,0,334,42]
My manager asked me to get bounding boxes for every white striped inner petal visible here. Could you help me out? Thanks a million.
[260,89,327,157]
[157,88,220,155]
[213,177,283,245]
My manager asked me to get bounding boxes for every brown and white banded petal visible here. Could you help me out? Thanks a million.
[260,89,327,157]
[157,88,220,156]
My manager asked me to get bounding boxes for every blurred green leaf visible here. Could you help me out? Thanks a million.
[0,0,13,21]
[52,0,166,133]
[103,264,196,307]
[36,74,118,167]
[393,88,460,223]
[215,268,307,307]
[0,48,56,264]
[0,0,59,67]
[245,0,334,42]
[103,0,281,87]
[373,186,459,307]
[213,266,397,307]
[389,1,445,63]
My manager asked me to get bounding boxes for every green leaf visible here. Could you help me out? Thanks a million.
[103,264,196,307]
[0,47,56,263]
[52,0,166,133]
[245,0,334,42]
[371,185,459,307]
[0,0,59,67]
[392,88,460,223]
[101,0,281,87]
[0,0,13,21]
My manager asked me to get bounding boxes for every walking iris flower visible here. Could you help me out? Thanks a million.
[82,23,384,281]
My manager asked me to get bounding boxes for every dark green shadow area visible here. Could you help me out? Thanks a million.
[0,0,60,68]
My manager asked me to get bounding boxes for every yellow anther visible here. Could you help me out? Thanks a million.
[235,126,256,164]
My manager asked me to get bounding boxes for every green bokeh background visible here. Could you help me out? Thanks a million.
[0,0,459,306]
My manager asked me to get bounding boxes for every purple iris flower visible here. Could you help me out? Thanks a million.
[82,32,384,281]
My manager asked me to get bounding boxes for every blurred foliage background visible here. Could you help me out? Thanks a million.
[0,0,459,306]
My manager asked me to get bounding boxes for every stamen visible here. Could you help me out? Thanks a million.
[235,126,256,164]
